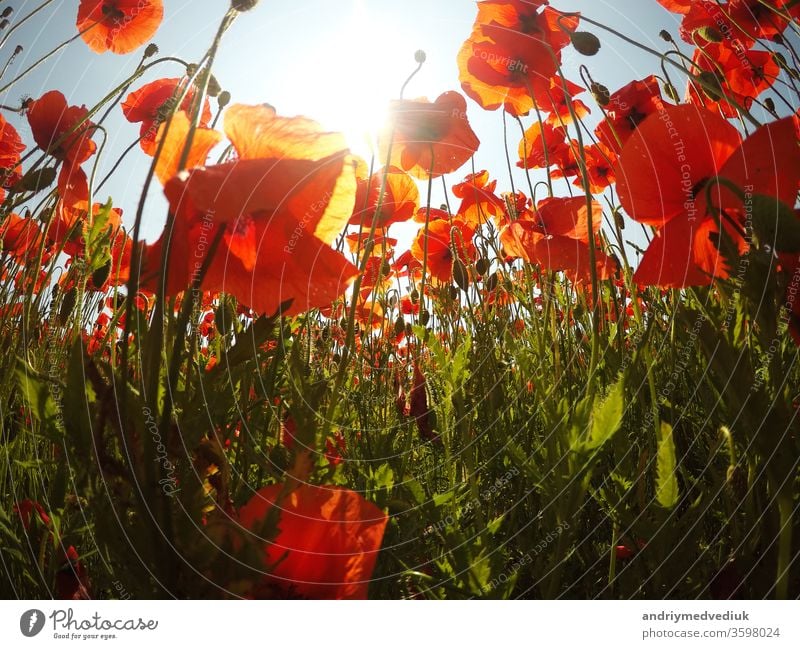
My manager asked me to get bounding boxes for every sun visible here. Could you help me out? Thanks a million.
[286,1,417,160]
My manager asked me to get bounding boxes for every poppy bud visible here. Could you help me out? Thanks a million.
[13,45,22,56]
[571,31,601,56]
[695,26,722,43]
[17,166,57,193]
[452,258,469,291]
[91,261,111,290]
[763,97,776,116]
[0,19,8,30]
[144,43,159,58]
[218,90,231,108]
[231,0,259,11]
[486,272,499,292]
[2,7,13,18]
[658,29,672,42]
[663,82,680,103]
[206,74,222,97]
[419,310,430,326]
[410,289,419,303]
[393,315,405,337]
[448,285,460,301]
[475,258,489,276]
[590,82,610,107]
[612,208,625,231]
[58,287,78,326]
[695,71,724,102]
[414,50,426,64]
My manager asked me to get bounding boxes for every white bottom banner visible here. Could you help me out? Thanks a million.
[1,600,798,648]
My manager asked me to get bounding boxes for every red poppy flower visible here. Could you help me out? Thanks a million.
[143,104,359,317]
[582,142,617,194]
[121,77,212,154]
[679,0,791,47]
[238,484,387,599]
[501,196,616,281]
[616,104,800,287]
[345,231,397,257]
[517,121,568,169]
[458,5,578,116]
[26,90,97,207]
[153,112,222,184]
[0,114,24,201]
[357,253,394,300]
[686,43,778,118]
[594,76,665,153]
[412,206,450,224]
[1,213,43,260]
[542,77,590,126]
[77,0,164,54]
[655,0,692,13]
[411,218,476,283]
[452,170,505,226]
[347,166,419,229]
[381,92,480,179]
[13,499,51,530]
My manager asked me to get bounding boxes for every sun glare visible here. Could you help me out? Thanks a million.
[290,2,413,159]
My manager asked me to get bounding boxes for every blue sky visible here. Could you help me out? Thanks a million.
[1,0,686,244]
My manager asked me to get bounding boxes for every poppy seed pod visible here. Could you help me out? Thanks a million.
[217,90,231,108]
[695,25,722,43]
[231,0,259,11]
[571,31,600,56]
[590,82,610,106]
[414,50,426,64]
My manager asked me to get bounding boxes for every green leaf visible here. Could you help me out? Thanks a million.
[15,363,62,436]
[656,422,679,509]
[750,194,800,252]
[589,375,625,449]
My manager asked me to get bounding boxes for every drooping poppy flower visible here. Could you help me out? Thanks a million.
[686,43,778,118]
[517,121,568,169]
[452,170,505,226]
[409,363,437,442]
[0,114,24,201]
[238,483,388,599]
[121,77,212,154]
[347,166,419,229]
[26,90,97,207]
[501,196,616,281]
[594,76,665,153]
[458,4,578,116]
[381,92,480,179]
[76,0,164,55]
[144,104,359,317]
[615,104,800,287]
[411,218,476,283]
